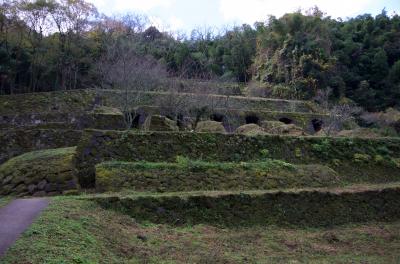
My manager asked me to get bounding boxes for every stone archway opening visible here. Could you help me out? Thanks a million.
[245,115,260,124]
[177,113,184,128]
[132,114,141,128]
[210,113,225,122]
[279,117,293,124]
[312,119,324,132]
[279,117,293,125]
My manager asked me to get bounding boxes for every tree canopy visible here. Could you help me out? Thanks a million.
[0,1,399,110]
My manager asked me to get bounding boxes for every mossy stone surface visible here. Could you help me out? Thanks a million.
[235,124,266,136]
[95,160,339,192]
[143,115,179,132]
[75,130,400,188]
[0,129,82,164]
[0,147,79,196]
[195,121,226,133]
[92,183,400,227]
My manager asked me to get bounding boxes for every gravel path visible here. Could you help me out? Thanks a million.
[0,198,49,256]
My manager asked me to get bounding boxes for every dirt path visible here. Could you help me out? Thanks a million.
[0,198,49,256]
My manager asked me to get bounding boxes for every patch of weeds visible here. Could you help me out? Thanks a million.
[374,155,385,164]
[377,146,392,156]
[259,149,270,159]
[311,139,332,158]
[331,159,341,167]
[353,153,371,163]
[295,148,302,158]
[0,196,12,208]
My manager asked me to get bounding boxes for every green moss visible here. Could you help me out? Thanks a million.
[95,159,340,192]
[331,158,341,167]
[0,129,82,164]
[374,154,385,164]
[235,124,266,136]
[311,139,332,158]
[92,106,123,115]
[353,153,372,163]
[295,147,302,158]
[91,183,400,227]
[259,149,270,158]
[0,147,79,196]
[0,89,96,115]
[195,121,226,133]
[75,130,400,188]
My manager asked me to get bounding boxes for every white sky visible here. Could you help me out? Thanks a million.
[88,0,400,32]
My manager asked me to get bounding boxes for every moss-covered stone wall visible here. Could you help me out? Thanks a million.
[0,147,79,196]
[100,90,317,113]
[0,89,97,115]
[0,89,317,116]
[75,130,400,187]
[0,89,322,133]
[0,112,125,130]
[0,129,82,164]
[92,184,400,227]
[95,160,339,192]
[137,106,328,133]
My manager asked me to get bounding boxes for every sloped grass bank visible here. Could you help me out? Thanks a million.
[92,183,400,227]
[3,196,400,263]
[0,197,12,208]
[95,159,339,192]
[0,147,79,196]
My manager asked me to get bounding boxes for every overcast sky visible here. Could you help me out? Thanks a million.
[88,0,400,33]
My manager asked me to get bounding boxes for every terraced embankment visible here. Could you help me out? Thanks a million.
[91,183,400,227]
[76,130,400,187]
[70,129,400,227]
[0,89,323,133]
[0,148,79,196]
[1,89,399,232]
[95,160,339,192]
[0,129,82,164]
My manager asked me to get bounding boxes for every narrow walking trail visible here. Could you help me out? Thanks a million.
[0,198,49,256]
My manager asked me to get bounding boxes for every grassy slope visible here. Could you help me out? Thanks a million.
[2,197,400,264]
[0,197,12,208]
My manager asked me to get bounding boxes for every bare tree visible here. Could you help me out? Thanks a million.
[314,87,332,112]
[96,16,167,129]
[323,104,362,136]
[155,74,238,130]
[313,87,362,135]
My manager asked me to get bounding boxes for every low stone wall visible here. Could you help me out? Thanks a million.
[0,129,82,164]
[1,89,321,134]
[75,130,400,187]
[0,89,97,115]
[92,184,400,227]
[0,89,317,116]
[101,90,317,113]
[137,106,328,133]
[0,147,79,196]
[0,112,125,130]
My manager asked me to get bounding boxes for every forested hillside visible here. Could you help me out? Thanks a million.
[0,1,399,110]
